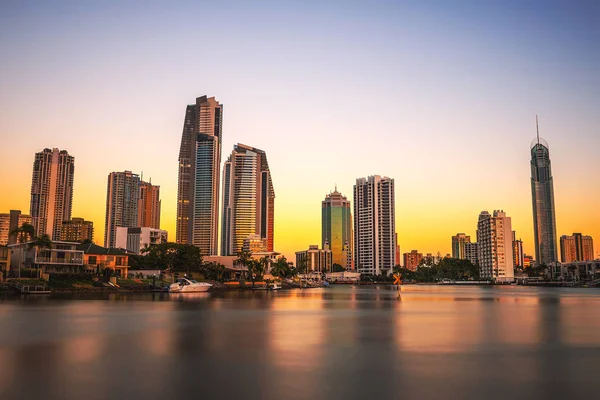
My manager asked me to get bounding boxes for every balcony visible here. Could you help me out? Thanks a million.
[35,256,83,265]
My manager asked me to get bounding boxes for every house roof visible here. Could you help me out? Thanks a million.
[76,243,131,256]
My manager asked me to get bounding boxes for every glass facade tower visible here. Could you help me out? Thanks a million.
[322,188,352,269]
[530,134,558,266]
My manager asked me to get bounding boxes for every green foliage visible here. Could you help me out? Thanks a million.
[332,263,345,273]
[201,262,225,282]
[270,256,297,279]
[397,258,480,282]
[10,223,35,244]
[142,243,203,275]
[246,258,265,288]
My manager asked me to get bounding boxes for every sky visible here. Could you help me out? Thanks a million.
[1,0,599,263]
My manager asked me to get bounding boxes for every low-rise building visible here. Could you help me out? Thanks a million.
[9,241,84,274]
[403,250,422,271]
[559,260,600,280]
[295,245,332,273]
[0,210,32,246]
[115,227,168,254]
[61,218,94,242]
[0,246,11,280]
[77,243,130,277]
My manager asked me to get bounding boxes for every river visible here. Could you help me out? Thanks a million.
[1,285,600,399]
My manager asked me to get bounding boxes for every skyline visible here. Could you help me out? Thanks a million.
[1,1,599,262]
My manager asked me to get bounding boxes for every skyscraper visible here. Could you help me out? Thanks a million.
[176,96,222,256]
[477,210,514,281]
[138,181,161,229]
[512,231,524,269]
[560,233,594,262]
[322,187,352,269]
[451,233,471,259]
[61,218,94,243]
[531,118,558,265]
[221,144,275,256]
[105,171,140,248]
[464,242,479,266]
[353,175,396,275]
[29,148,75,240]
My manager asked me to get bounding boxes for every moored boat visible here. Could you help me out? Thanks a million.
[169,278,212,293]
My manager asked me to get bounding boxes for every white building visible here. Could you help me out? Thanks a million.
[115,227,168,255]
[477,210,514,282]
[353,175,396,275]
[295,245,332,273]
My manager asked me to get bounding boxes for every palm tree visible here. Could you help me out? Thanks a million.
[246,259,265,288]
[9,223,35,244]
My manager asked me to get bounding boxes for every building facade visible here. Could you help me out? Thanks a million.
[451,233,471,259]
[322,188,353,269]
[477,210,514,282]
[530,132,558,265]
[29,148,75,240]
[353,176,396,275]
[60,218,94,243]
[242,234,268,253]
[105,171,140,248]
[464,242,479,266]
[9,240,84,274]
[138,181,161,229]
[0,210,32,246]
[115,227,168,255]
[176,96,223,256]
[221,144,275,256]
[512,231,524,269]
[403,250,423,271]
[295,245,333,273]
[560,233,594,263]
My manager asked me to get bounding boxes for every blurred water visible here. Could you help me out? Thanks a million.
[1,285,600,400]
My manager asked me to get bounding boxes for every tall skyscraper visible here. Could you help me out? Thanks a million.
[477,210,514,281]
[512,231,524,269]
[451,233,471,259]
[560,233,594,262]
[176,96,222,256]
[322,187,352,269]
[61,218,94,243]
[530,118,558,265]
[138,181,161,229]
[105,171,140,248]
[221,144,275,256]
[0,210,32,246]
[353,175,396,275]
[464,242,479,266]
[29,148,75,240]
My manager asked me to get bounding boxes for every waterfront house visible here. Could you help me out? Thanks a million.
[77,243,131,278]
[8,240,84,274]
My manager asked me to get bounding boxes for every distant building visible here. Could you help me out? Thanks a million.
[60,218,94,243]
[0,246,10,280]
[9,240,83,274]
[0,210,32,245]
[221,144,275,256]
[115,227,168,255]
[176,96,222,256]
[403,250,423,271]
[395,233,400,267]
[477,210,514,282]
[451,233,471,259]
[138,181,161,229]
[354,175,396,275]
[296,245,332,273]
[105,171,140,248]
[30,148,74,240]
[530,131,558,265]
[322,187,353,269]
[243,234,268,253]
[523,254,534,268]
[512,231,524,269]
[560,233,594,263]
[464,242,479,266]
[558,260,600,280]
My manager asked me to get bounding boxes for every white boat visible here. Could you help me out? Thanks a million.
[169,278,212,293]
[253,282,282,291]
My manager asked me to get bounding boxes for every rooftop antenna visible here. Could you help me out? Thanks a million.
[536,115,540,147]
[141,171,143,182]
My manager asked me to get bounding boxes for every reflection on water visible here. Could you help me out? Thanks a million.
[1,286,600,400]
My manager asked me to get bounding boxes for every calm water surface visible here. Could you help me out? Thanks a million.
[1,285,600,400]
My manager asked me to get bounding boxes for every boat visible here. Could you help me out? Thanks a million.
[169,278,212,293]
[253,282,282,291]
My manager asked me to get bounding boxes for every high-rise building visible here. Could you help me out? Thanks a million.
[403,250,423,271]
[242,234,268,253]
[138,181,161,229]
[512,231,524,269]
[105,171,140,248]
[530,121,558,265]
[354,176,396,275]
[221,144,275,256]
[477,210,514,281]
[465,242,479,266]
[176,96,223,256]
[295,245,332,273]
[30,148,75,240]
[560,233,594,262]
[0,210,32,246]
[395,233,400,267]
[451,233,471,259]
[60,218,94,243]
[322,187,352,269]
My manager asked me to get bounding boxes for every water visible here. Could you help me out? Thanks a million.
[1,285,600,400]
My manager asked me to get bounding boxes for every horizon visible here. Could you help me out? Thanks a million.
[1,1,599,262]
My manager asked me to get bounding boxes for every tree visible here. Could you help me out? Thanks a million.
[201,262,225,282]
[271,256,297,279]
[297,257,308,275]
[143,243,203,275]
[10,223,35,244]
[332,263,345,273]
[246,258,265,288]
[235,248,253,268]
